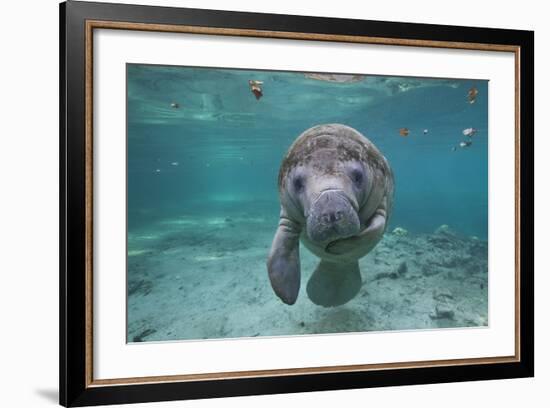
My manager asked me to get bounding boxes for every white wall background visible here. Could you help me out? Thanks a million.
[0,0,545,407]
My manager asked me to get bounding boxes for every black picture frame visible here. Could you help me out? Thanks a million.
[60,1,534,406]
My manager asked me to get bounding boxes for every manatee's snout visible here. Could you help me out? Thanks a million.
[306,190,360,244]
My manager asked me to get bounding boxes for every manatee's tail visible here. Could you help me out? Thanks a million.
[306,260,361,307]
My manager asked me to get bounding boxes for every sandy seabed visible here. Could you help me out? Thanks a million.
[127,206,488,343]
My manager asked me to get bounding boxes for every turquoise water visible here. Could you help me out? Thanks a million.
[127,64,488,342]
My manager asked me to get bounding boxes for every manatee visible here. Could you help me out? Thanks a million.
[267,124,394,307]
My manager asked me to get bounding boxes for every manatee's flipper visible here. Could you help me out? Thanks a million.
[267,213,301,305]
[306,260,361,307]
[325,208,386,257]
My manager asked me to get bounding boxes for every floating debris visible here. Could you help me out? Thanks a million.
[304,73,364,83]
[467,87,478,104]
[155,168,161,173]
[399,128,410,137]
[462,127,477,137]
[170,102,180,109]
[452,140,473,151]
[423,129,429,135]
[249,80,264,100]
[171,162,179,166]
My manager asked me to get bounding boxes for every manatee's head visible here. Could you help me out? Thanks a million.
[279,124,382,247]
[305,187,360,244]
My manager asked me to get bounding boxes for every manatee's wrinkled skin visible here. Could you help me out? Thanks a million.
[267,124,394,307]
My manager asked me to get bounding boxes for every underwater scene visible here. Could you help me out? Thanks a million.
[127,64,488,342]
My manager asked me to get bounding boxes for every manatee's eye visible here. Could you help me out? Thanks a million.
[350,168,364,186]
[293,175,305,192]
